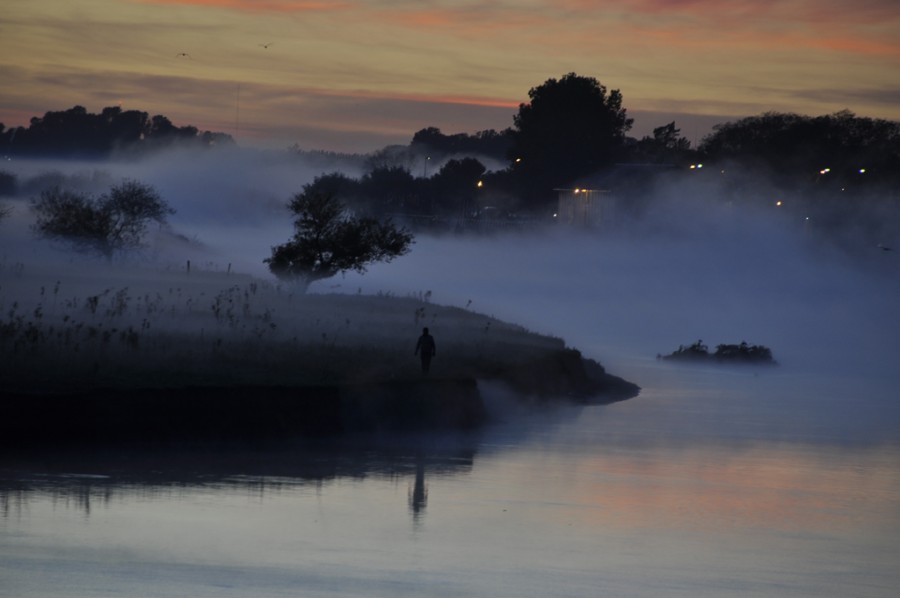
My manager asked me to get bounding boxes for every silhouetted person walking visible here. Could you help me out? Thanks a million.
[415,327,436,373]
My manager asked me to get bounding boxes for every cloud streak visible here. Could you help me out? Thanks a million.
[1,0,897,151]
[137,0,350,13]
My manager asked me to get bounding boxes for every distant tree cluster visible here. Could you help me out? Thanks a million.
[631,122,693,165]
[7,73,899,238]
[697,110,900,192]
[410,127,513,162]
[1,105,233,159]
[31,180,174,259]
[294,156,488,227]
[294,73,687,220]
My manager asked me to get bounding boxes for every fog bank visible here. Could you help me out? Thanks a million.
[2,147,898,442]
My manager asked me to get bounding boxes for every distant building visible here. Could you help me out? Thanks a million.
[554,187,613,227]
[557,163,678,227]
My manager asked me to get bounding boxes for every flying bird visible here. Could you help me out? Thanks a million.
[259,42,274,49]
[175,52,191,58]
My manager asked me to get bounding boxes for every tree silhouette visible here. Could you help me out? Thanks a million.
[31,181,175,259]
[411,127,513,162]
[359,166,418,215]
[698,110,900,192]
[265,191,413,290]
[633,122,693,164]
[0,105,233,158]
[509,73,633,207]
[428,158,486,216]
[31,180,174,258]
[303,172,362,205]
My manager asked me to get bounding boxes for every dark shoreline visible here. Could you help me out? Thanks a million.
[1,349,639,447]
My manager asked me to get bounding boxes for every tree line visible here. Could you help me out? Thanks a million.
[292,73,900,219]
[5,72,899,289]
[24,181,412,290]
[0,105,233,159]
[4,74,899,214]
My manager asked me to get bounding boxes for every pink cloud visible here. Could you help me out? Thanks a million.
[136,0,351,12]
[562,0,900,59]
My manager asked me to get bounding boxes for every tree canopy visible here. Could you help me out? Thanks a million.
[1,105,233,158]
[31,180,174,258]
[411,127,513,162]
[509,73,633,205]
[632,122,692,165]
[698,110,900,188]
[265,190,414,290]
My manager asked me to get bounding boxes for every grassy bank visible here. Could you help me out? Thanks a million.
[1,262,590,391]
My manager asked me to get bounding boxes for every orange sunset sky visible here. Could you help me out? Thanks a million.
[2,0,898,152]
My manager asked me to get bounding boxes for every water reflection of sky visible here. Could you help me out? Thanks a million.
[3,374,900,597]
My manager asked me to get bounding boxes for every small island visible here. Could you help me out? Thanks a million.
[658,340,776,364]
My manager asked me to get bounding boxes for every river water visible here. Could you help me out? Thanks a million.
[2,356,899,597]
[3,228,899,596]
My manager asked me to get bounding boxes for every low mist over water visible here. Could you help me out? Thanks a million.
[2,146,898,436]
[2,148,899,596]
[2,147,899,435]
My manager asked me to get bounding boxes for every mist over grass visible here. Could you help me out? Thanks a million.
[339,226,896,369]
[1,147,364,276]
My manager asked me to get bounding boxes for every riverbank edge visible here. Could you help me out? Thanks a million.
[1,348,639,446]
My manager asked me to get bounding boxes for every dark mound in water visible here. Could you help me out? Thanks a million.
[658,340,776,364]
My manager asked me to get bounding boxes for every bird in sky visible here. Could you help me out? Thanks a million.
[175,52,191,58]
[259,42,273,49]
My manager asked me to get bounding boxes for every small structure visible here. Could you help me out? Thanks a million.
[555,163,677,228]
[554,187,613,227]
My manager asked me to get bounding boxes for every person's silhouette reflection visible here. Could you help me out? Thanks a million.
[408,455,428,525]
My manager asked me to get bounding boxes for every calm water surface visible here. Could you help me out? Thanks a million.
[3,358,899,597]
